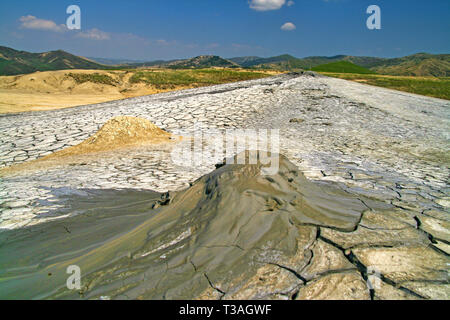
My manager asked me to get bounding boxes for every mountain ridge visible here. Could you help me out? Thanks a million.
[0,46,104,75]
[1,46,449,77]
[229,53,450,76]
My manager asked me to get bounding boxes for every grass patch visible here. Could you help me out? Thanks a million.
[320,72,450,100]
[67,73,118,86]
[129,69,271,89]
[312,61,374,74]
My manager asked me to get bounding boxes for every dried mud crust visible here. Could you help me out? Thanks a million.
[0,116,176,175]
[0,73,449,299]
[0,73,448,232]
[0,153,448,300]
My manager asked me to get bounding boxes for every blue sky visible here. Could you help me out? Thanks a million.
[0,0,449,60]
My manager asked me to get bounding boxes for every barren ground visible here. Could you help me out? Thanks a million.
[0,73,449,300]
[0,68,278,113]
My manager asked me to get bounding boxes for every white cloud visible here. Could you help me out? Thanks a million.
[249,0,286,11]
[19,15,66,32]
[75,28,110,40]
[281,22,296,31]
[287,1,295,6]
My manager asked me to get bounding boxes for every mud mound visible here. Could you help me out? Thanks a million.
[0,116,174,175]
[0,151,374,299]
[53,116,172,156]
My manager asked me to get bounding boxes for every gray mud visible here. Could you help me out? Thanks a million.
[0,152,375,299]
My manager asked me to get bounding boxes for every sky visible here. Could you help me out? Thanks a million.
[0,0,449,60]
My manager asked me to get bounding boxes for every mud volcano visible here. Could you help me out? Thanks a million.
[0,152,372,299]
[0,116,174,175]
[53,115,173,155]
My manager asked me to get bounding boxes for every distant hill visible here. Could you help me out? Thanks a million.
[311,61,375,74]
[0,46,104,75]
[228,54,386,70]
[297,56,383,69]
[87,57,148,66]
[236,54,295,67]
[229,53,450,76]
[232,54,305,70]
[129,55,239,69]
[1,46,449,77]
[166,55,239,69]
[227,54,384,71]
[228,56,261,66]
[369,53,450,77]
[305,54,450,76]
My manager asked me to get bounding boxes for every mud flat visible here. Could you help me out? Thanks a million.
[0,69,276,114]
[0,73,449,299]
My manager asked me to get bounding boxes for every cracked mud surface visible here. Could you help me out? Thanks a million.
[0,73,449,299]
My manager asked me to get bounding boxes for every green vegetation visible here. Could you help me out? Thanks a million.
[230,53,450,77]
[2,45,449,78]
[67,73,118,86]
[312,61,375,74]
[129,69,270,89]
[0,46,103,76]
[241,54,307,71]
[167,56,238,69]
[371,54,450,77]
[321,72,450,100]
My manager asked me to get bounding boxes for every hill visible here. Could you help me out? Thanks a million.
[233,54,306,70]
[228,54,386,72]
[236,54,296,67]
[0,46,104,75]
[295,55,384,69]
[229,53,450,76]
[312,61,374,74]
[313,53,450,77]
[228,56,261,65]
[370,53,450,77]
[87,57,148,66]
[127,55,239,69]
[166,55,239,69]
[1,46,449,77]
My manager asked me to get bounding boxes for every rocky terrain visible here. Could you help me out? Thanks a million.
[0,72,449,299]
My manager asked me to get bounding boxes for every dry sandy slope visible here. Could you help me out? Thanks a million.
[0,69,193,114]
[0,69,270,114]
